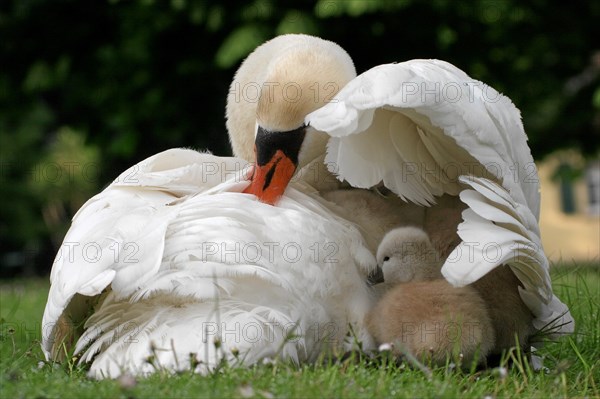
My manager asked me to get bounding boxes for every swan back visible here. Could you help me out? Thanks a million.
[41,149,377,378]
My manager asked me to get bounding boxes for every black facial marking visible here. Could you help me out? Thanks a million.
[255,125,306,166]
[262,157,280,191]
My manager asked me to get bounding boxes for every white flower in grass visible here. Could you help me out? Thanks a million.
[378,342,393,352]
[492,366,508,380]
[262,356,275,365]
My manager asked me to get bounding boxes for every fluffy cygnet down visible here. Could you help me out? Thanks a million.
[367,227,496,366]
[376,226,443,284]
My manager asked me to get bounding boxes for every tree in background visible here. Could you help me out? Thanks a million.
[0,0,598,276]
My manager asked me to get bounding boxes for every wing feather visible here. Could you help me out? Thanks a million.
[42,149,376,378]
[442,176,573,336]
[307,59,540,217]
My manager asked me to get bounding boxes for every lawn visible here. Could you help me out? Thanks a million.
[1,264,598,398]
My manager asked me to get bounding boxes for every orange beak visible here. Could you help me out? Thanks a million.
[243,126,306,205]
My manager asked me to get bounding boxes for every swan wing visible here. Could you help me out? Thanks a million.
[307,59,540,217]
[42,149,250,360]
[443,176,574,336]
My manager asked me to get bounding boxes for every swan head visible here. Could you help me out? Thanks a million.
[376,227,442,285]
[226,34,356,204]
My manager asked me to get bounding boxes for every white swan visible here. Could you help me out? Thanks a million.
[41,150,376,378]
[42,33,573,377]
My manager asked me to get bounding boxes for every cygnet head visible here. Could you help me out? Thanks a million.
[226,34,356,204]
[377,227,442,284]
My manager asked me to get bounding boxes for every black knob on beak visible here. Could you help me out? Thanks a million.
[367,266,384,285]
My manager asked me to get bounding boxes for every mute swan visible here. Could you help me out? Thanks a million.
[367,227,495,365]
[41,150,377,378]
[226,34,573,341]
[42,33,573,377]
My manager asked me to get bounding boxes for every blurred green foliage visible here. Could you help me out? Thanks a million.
[0,0,598,276]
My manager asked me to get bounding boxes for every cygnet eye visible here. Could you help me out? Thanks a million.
[383,256,390,262]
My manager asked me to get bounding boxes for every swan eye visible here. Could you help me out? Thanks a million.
[383,256,390,262]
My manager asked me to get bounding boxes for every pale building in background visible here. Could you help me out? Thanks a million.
[537,150,600,264]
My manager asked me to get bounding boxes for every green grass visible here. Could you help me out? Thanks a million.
[1,264,598,399]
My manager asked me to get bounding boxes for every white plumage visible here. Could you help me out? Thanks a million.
[308,59,538,214]
[449,176,571,333]
[42,149,375,378]
[42,34,573,378]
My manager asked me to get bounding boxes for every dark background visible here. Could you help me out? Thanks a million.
[1,0,598,277]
